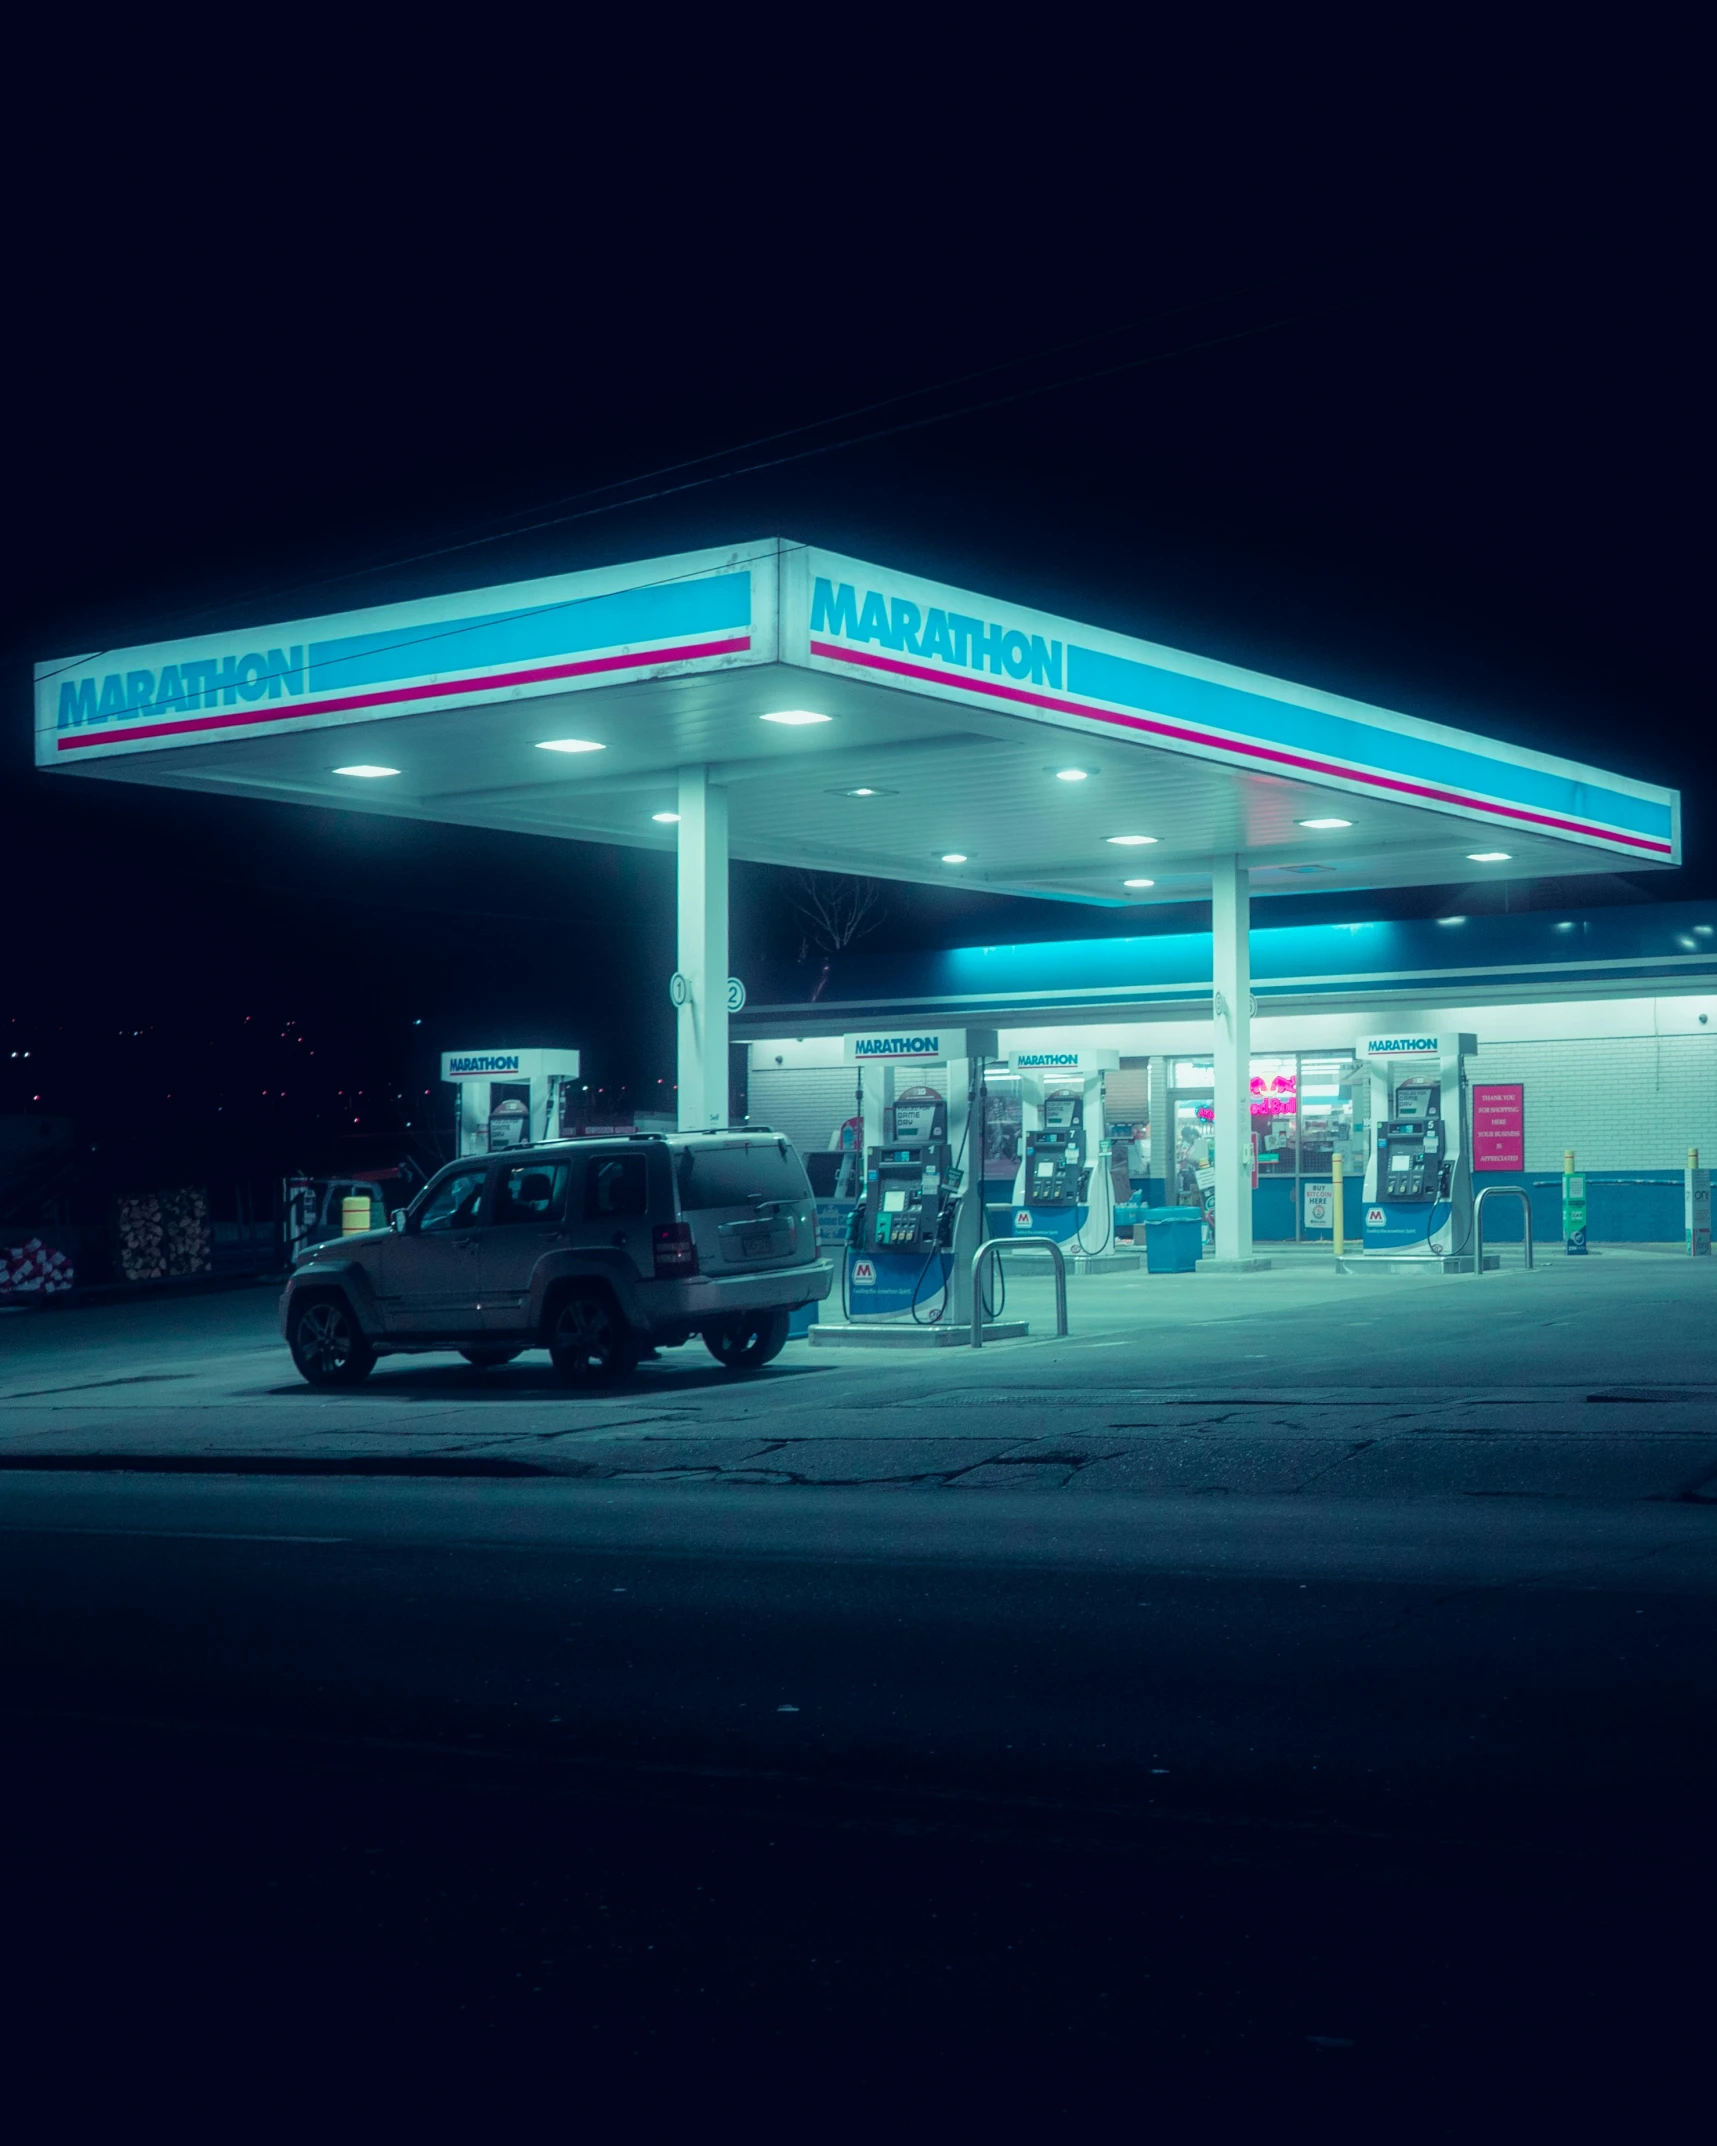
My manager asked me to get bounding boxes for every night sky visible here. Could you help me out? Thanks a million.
[4,31,1702,1187]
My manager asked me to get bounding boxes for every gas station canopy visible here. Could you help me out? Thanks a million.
[37,536,1684,1273]
[35,538,1678,907]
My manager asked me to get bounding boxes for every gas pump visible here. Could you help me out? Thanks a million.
[1358,1031,1477,1261]
[440,1048,582,1157]
[1023,1091,1089,1208]
[861,1090,953,1253]
[836,1028,997,1323]
[1004,1048,1120,1249]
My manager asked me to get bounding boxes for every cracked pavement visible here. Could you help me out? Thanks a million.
[4,1250,1715,1505]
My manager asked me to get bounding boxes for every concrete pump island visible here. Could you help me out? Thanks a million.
[36,539,1709,1365]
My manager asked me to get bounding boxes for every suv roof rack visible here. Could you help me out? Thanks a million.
[671,1124,778,1136]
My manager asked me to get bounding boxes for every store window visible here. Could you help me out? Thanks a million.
[1168,1060,1214,1211]
[1249,1055,1298,1176]
[1298,1056,1365,1176]
[1165,1051,1369,1238]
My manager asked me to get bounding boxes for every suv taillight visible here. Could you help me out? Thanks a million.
[653,1222,699,1277]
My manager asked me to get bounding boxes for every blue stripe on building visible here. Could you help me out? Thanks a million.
[743,904,1717,1023]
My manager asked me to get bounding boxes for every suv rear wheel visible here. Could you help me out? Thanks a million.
[704,1306,790,1371]
[288,1293,376,1387]
[548,1287,639,1386]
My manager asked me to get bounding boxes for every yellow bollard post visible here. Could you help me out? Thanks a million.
[1332,1153,1344,1258]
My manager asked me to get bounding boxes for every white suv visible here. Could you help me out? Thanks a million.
[280,1131,830,1388]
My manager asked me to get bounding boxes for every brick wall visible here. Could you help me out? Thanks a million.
[1473,1033,1716,1170]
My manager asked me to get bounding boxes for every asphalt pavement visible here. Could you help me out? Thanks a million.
[3,1255,1714,2130]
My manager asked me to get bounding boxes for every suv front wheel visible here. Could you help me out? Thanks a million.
[288,1292,377,1387]
[704,1307,791,1371]
[548,1287,639,1386]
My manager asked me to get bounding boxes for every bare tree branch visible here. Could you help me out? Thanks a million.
[786,871,888,956]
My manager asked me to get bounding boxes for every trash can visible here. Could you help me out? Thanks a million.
[1142,1208,1202,1274]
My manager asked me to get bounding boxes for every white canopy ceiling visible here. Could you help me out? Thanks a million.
[37,538,1678,907]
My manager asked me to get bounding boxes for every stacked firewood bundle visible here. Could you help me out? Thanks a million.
[115,1194,167,1281]
[115,1188,212,1282]
[160,1186,212,1275]
[0,1236,74,1294]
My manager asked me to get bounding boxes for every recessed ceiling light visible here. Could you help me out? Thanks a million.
[760,709,832,726]
[333,765,399,778]
[1123,878,1156,889]
[940,852,969,865]
[652,811,681,824]
[1055,767,1090,782]
[837,785,897,798]
[1467,851,1511,862]
[1437,916,1467,926]
[1106,834,1158,847]
[535,737,606,754]
[1299,816,1352,829]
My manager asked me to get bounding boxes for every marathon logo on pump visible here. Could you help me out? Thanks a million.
[851,1035,940,1060]
[842,1028,993,1064]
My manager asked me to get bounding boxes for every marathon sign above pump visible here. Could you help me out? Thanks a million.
[440,1047,581,1082]
[1357,1033,1477,1060]
[1006,1046,1121,1075]
[842,1028,998,1064]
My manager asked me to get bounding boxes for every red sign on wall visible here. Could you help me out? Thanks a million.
[1472,1083,1525,1172]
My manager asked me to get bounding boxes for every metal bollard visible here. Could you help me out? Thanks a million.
[1332,1153,1344,1258]
[970,1238,1068,1349]
[1475,1184,1533,1272]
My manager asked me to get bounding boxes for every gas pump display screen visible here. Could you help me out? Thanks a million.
[1035,1159,1055,1177]
[893,1102,938,1140]
[1044,1098,1075,1127]
[1389,1152,1413,1173]
[882,1188,909,1213]
[1395,1086,1433,1121]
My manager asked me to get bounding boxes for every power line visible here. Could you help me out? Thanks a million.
[34,281,1357,687]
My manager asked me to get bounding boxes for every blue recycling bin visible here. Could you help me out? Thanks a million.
[1141,1207,1202,1274]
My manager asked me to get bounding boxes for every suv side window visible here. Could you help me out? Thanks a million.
[494,1162,568,1225]
[584,1152,647,1220]
[416,1168,488,1233]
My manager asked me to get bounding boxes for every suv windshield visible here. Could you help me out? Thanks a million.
[675,1139,810,1211]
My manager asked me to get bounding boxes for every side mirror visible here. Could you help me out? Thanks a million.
[390,1208,409,1234]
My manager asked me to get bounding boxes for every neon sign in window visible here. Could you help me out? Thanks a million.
[1248,1070,1297,1117]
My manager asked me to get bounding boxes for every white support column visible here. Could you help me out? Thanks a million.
[676,767,729,1132]
[1211,856,1254,1267]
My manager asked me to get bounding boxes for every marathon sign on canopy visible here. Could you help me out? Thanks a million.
[810,577,1065,690]
[842,1028,998,1064]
